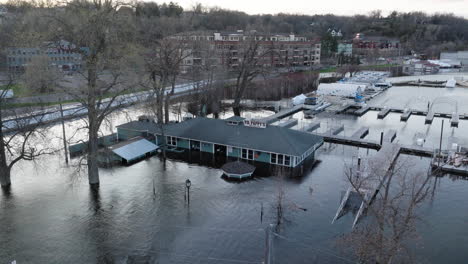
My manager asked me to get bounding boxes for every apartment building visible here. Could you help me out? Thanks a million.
[6,40,85,72]
[173,31,321,73]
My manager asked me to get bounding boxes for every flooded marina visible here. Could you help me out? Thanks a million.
[2,85,468,263]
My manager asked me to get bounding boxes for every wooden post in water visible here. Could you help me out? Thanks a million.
[59,101,69,164]
[438,119,444,167]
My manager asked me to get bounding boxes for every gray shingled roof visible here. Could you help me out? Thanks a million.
[117,117,323,156]
[225,115,246,122]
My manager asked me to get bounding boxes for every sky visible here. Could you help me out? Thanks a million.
[174,0,468,18]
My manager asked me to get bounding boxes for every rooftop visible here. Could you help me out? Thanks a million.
[117,117,323,156]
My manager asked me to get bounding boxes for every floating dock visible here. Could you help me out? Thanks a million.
[400,109,412,121]
[451,113,459,127]
[351,127,369,139]
[277,119,298,128]
[261,104,304,124]
[343,105,467,123]
[325,125,344,136]
[303,121,321,132]
[354,106,371,116]
[377,108,391,119]
[425,111,435,124]
[317,131,433,157]
[383,129,397,143]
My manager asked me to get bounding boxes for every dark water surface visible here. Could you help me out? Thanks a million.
[2,87,468,263]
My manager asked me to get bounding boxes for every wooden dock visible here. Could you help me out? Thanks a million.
[261,104,304,124]
[318,131,433,157]
[425,111,435,124]
[303,121,321,132]
[325,125,344,136]
[354,106,371,116]
[348,106,467,123]
[400,109,412,121]
[261,103,331,124]
[351,127,369,139]
[383,129,397,143]
[377,108,391,119]
[277,119,298,128]
[451,113,459,127]
[335,103,357,114]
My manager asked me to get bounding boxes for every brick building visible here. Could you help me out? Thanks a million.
[352,33,400,57]
[172,31,321,73]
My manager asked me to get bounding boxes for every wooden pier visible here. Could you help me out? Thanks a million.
[346,105,467,124]
[401,109,412,121]
[325,125,345,136]
[351,127,369,139]
[303,121,321,132]
[451,113,459,127]
[425,111,435,124]
[383,129,397,143]
[317,131,433,157]
[354,106,371,116]
[377,108,391,119]
[260,103,331,124]
[261,104,304,124]
[277,119,298,128]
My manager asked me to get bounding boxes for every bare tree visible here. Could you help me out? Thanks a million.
[230,32,274,116]
[339,154,434,263]
[45,0,138,186]
[0,76,50,188]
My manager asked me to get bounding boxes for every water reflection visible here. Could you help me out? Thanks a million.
[1,95,468,263]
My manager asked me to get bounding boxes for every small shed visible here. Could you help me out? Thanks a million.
[221,161,255,180]
[100,136,158,165]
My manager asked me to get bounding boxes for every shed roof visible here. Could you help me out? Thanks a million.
[110,137,158,161]
[117,117,323,157]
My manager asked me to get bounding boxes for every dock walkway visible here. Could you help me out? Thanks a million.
[303,121,321,132]
[377,108,391,119]
[451,113,459,127]
[277,119,298,128]
[401,109,412,121]
[351,127,369,139]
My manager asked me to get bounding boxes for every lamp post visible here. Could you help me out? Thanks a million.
[185,179,191,204]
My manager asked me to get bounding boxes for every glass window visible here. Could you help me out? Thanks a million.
[242,149,247,159]
[285,156,290,166]
[271,153,277,164]
[278,155,284,165]
[248,150,253,160]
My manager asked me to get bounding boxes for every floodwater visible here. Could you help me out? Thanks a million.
[2,86,468,263]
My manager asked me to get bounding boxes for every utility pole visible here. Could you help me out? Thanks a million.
[59,101,69,164]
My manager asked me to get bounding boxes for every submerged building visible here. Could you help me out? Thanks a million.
[116,116,324,168]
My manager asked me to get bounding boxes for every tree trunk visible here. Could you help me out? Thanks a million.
[0,111,11,188]
[164,94,170,124]
[232,99,242,116]
[87,65,100,186]
[87,113,100,186]
[0,162,11,188]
